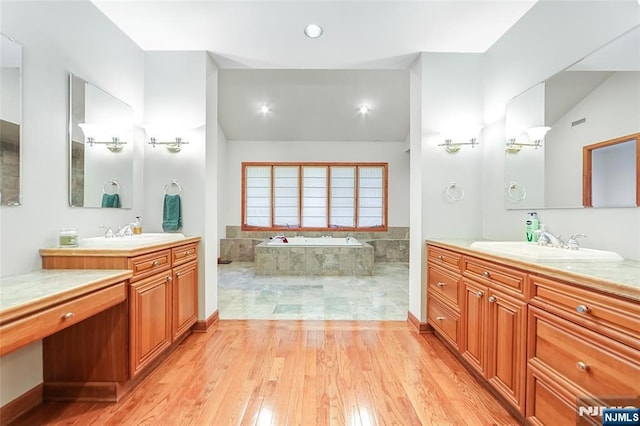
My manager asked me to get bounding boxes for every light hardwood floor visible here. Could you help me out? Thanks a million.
[13,321,518,425]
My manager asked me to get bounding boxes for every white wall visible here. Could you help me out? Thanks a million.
[143,51,219,320]
[0,68,20,124]
[410,52,484,321]
[223,140,410,228]
[0,0,144,407]
[481,0,640,260]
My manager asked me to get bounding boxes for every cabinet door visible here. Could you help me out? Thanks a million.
[172,261,198,340]
[486,289,527,414]
[129,273,172,376]
[460,278,487,377]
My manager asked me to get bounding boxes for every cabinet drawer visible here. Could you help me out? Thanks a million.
[530,274,640,350]
[529,306,640,399]
[427,265,460,310]
[128,250,171,282]
[172,243,198,267]
[0,283,126,356]
[428,245,462,273]
[427,295,459,350]
[462,256,526,297]
[526,365,579,426]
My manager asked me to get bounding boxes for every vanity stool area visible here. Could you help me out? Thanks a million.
[0,236,200,423]
[426,240,640,425]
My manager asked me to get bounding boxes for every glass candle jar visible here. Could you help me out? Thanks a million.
[59,228,79,247]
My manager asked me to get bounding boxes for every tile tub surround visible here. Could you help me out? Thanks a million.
[221,226,409,262]
[255,240,374,276]
[218,262,409,320]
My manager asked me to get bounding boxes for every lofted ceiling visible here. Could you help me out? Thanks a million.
[93,0,538,141]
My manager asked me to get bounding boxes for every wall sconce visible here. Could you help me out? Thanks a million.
[148,137,189,153]
[438,124,483,153]
[505,126,551,153]
[78,123,127,153]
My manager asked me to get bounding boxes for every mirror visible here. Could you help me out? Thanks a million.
[0,34,22,206]
[505,26,640,209]
[69,73,133,208]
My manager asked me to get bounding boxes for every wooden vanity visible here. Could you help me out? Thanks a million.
[38,236,200,402]
[426,240,640,425]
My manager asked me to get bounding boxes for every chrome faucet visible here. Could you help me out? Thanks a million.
[115,223,135,237]
[566,233,587,250]
[98,225,114,238]
[535,230,563,247]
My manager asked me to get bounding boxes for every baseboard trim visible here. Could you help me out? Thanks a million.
[0,384,42,426]
[407,311,432,334]
[193,310,219,332]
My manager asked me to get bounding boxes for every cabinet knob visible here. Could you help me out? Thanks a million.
[152,260,159,266]
[435,316,445,321]
[576,305,590,314]
[62,312,74,320]
[176,272,181,277]
[576,361,590,372]
[167,276,173,281]
[488,296,497,303]
[475,291,484,298]
[436,282,446,287]
[186,251,191,255]
[482,271,491,278]
[438,255,444,260]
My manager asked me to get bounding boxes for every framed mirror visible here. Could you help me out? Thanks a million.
[504,25,640,209]
[69,73,134,208]
[0,34,22,206]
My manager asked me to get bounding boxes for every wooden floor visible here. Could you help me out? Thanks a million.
[13,320,518,425]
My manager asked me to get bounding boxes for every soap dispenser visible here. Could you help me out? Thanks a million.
[133,216,142,235]
[525,212,539,242]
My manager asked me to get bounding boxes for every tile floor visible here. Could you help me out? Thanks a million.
[218,261,409,320]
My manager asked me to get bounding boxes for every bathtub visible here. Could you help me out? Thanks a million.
[256,237,373,276]
[266,236,362,246]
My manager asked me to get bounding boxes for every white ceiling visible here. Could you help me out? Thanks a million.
[93,0,538,141]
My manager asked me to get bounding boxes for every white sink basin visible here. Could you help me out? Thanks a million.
[469,241,624,262]
[80,233,186,248]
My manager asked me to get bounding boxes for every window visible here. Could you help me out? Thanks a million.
[242,162,387,231]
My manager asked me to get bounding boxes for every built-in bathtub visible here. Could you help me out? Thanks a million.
[256,237,373,276]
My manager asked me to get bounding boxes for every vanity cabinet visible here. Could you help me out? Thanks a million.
[459,263,527,414]
[526,274,640,425]
[40,237,200,401]
[426,241,640,425]
[426,246,462,350]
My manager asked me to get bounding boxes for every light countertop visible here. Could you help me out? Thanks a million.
[427,238,640,302]
[0,269,132,323]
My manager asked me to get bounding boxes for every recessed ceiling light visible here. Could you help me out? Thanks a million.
[260,105,270,114]
[304,24,323,39]
[359,105,370,115]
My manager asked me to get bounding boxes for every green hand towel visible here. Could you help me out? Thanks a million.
[101,193,120,208]
[162,194,182,232]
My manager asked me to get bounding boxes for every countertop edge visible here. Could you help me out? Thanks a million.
[39,236,202,257]
[0,270,133,324]
[426,239,640,302]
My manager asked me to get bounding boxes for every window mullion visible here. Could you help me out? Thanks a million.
[355,166,360,228]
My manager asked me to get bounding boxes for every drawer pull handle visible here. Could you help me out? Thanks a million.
[488,296,497,303]
[576,305,590,314]
[167,276,173,282]
[436,282,446,287]
[482,271,491,278]
[576,362,590,372]
[475,291,484,298]
[152,260,159,266]
[62,312,74,320]
[438,255,444,260]
[435,316,445,321]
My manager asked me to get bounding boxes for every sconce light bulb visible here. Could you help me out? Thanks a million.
[260,105,270,114]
